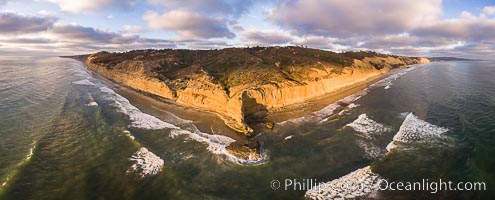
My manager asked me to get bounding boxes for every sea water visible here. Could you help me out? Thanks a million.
[0,58,494,199]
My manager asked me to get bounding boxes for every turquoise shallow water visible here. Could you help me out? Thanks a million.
[0,57,494,199]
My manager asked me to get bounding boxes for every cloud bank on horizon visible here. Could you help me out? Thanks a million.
[0,0,494,59]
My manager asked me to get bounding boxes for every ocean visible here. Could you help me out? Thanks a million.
[0,57,494,199]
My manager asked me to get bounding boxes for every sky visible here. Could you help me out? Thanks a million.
[0,0,495,59]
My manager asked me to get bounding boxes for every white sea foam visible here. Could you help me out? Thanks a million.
[25,145,35,162]
[277,116,312,126]
[313,103,341,118]
[399,112,410,118]
[161,110,194,125]
[1,143,36,188]
[123,130,135,140]
[338,103,360,115]
[284,135,294,140]
[356,140,382,159]
[170,129,269,165]
[280,89,370,125]
[72,79,95,86]
[306,166,384,200]
[1,177,9,187]
[348,103,359,109]
[371,66,416,89]
[71,62,90,76]
[127,147,164,178]
[86,101,98,107]
[270,66,421,126]
[386,113,449,151]
[99,86,268,165]
[99,86,178,130]
[346,114,391,138]
[281,90,370,125]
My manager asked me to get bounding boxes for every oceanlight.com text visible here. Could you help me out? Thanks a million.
[270,178,487,194]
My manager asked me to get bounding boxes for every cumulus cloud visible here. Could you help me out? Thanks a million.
[0,12,56,34]
[240,29,292,46]
[0,10,176,55]
[143,10,234,39]
[142,0,256,40]
[412,11,495,42]
[44,24,176,52]
[49,24,138,43]
[266,0,495,59]
[269,0,442,36]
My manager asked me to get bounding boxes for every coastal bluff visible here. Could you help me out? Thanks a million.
[82,46,429,135]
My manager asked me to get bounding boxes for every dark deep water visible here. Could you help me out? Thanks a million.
[0,57,494,199]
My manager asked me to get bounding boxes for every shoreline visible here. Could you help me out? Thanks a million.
[73,50,429,137]
[75,57,425,136]
[266,69,389,124]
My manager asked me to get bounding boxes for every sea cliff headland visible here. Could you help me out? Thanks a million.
[72,46,429,135]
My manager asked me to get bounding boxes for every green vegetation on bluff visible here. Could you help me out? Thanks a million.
[88,46,421,92]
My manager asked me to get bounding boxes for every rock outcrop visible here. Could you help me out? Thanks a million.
[83,47,429,135]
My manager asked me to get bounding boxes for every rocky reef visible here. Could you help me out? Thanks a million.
[83,46,429,135]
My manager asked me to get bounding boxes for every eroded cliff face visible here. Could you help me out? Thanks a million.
[86,56,251,134]
[84,48,429,135]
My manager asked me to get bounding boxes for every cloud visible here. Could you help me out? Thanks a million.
[0,37,55,44]
[0,12,56,34]
[412,11,495,42]
[269,0,442,36]
[240,29,292,46]
[143,10,235,39]
[292,36,341,49]
[183,39,232,49]
[483,5,495,15]
[49,24,137,43]
[0,28,176,55]
[44,0,136,13]
[49,24,175,48]
[266,0,495,59]
[142,0,257,40]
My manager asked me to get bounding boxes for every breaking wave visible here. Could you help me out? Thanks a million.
[170,129,268,165]
[306,166,384,199]
[281,66,419,126]
[371,66,416,90]
[85,94,98,107]
[386,113,449,151]
[99,86,178,130]
[123,130,135,140]
[72,79,95,86]
[346,114,390,159]
[278,90,368,125]
[346,114,392,139]
[127,147,164,178]
[1,142,36,189]
[99,86,268,165]
[356,140,383,159]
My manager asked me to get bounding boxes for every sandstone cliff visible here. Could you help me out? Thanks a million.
[84,47,429,135]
